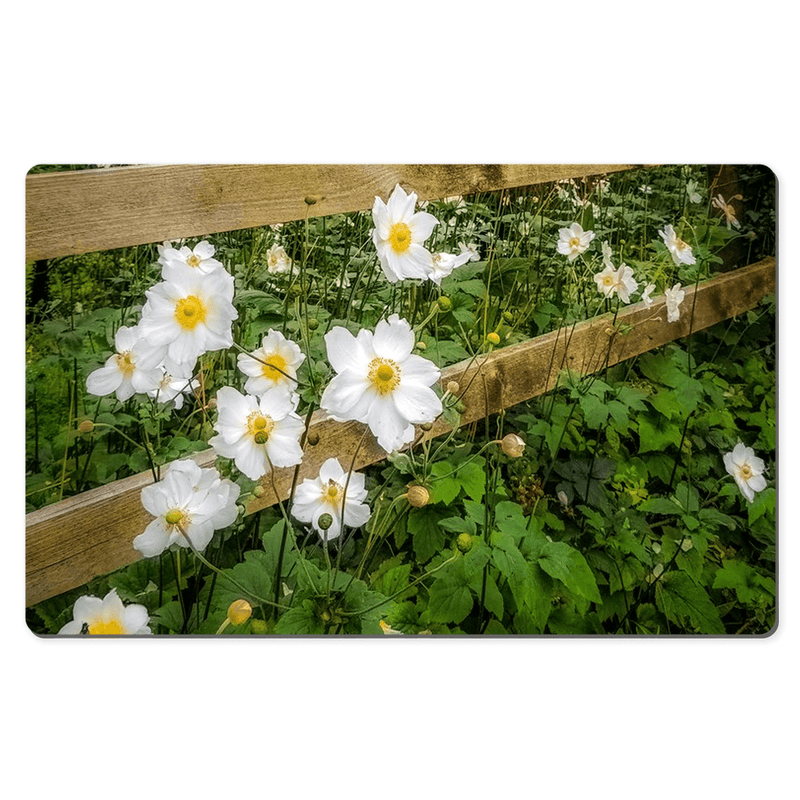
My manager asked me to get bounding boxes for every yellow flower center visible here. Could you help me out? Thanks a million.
[676,238,689,251]
[186,254,201,267]
[88,619,124,635]
[114,351,136,377]
[368,358,401,395]
[569,236,581,249]
[261,353,288,381]
[388,222,413,254]
[602,274,615,286]
[739,464,753,480]
[165,509,184,526]
[323,479,341,504]
[174,295,207,330]
[247,412,275,442]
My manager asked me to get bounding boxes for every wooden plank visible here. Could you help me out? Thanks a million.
[26,164,643,261]
[25,257,775,606]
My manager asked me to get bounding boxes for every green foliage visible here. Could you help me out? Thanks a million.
[27,165,775,637]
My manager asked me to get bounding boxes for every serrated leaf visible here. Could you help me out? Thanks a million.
[426,575,473,625]
[639,497,682,515]
[655,571,725,634]
[537,541,602,604]
[274,600,325,635]
[409,506,448,563]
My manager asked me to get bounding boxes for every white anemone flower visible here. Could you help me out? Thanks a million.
[615,264,638,304]
[371,184,439,283]
[457,242,481,262]
[58,588,151,635]
[133,460,241,557]
[320,314,442,453]
[147,370,199,410]
[664,283,686,323]
[291,457,371,541]
[594,265,619,298]
[266,244,292,274]
[641,283,656,309]
[86,325,165,402]
[139,269,238,376]
[237,329,305,397]
[158,240,224,281]
[428,250,473,286]
[556,222,595,261]
[723,442,767,503]
[659,224,696,266]
[208,385,305,480]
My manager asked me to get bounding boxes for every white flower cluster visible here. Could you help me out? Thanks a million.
[85,240,237,407]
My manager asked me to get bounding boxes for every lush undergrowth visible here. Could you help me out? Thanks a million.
[26,165,776,635]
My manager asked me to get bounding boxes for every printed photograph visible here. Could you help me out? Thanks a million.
[25,164,776,636]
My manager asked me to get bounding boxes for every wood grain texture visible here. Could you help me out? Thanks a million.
[25,258,775,606]
[26,164,642,261]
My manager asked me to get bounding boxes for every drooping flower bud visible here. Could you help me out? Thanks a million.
[500,433,526,458]
[407,485,430,508]
[227,599,252,626]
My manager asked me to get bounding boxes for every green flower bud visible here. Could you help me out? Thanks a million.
[415,341,427,351]
[307,318,319,330]
[486,332,501,346]
[306,431,320,446]
[456,533,473,553]
[318,513,334,530]
[502,311,514,324]
[253,485,265,498]
[437,296,452,312]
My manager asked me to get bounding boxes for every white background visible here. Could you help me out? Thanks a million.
[6,3,794,798]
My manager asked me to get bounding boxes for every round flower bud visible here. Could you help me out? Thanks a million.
[407,485,430,508]
[307,318,319,331]
[437,296,452,312]
[446,380,460,395]
[254,431,269,444]
[304,195,320,205]
[500,433,526,458]
[78,420,94,433]
[318,513,334,530]
[227,599,252,626]
[289,283,303,297]
[456,533,473,553]
[306,431,320,446]
[486,332,501,346]
[206,397,217,409]
[420,421,433,431]
[502,311,514,324]
[415,341,427,351]
[253,485,265,498]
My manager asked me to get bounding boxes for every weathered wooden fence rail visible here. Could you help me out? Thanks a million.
[26,164,643,261]
[25,164,774,607]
